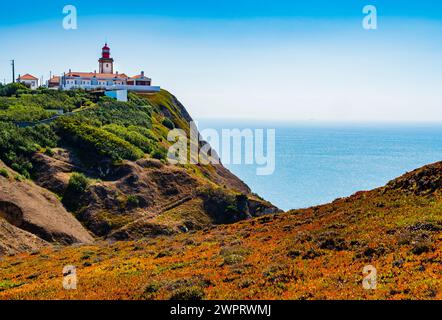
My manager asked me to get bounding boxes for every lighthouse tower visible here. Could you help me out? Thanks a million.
[98,43,114,74]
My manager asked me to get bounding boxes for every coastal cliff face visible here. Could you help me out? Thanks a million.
[0,85,279,254]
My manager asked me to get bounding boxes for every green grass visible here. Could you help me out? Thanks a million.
[0,280,23,292]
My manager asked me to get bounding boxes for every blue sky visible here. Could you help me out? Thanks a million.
[1,1,442,121]
[2,1,442,22]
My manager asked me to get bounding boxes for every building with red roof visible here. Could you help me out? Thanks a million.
[17,73,39,89]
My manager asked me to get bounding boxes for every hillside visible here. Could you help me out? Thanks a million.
[0,160,93,255]
[0,162,440,299]
[0,83,279,255]
[0,83,440,300]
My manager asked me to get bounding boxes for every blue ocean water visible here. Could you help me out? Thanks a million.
[197,121,442,211]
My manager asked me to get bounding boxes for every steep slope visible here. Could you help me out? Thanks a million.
[0,220,48,256]
[0,162,440,299]
[0,86,279,251]
[0,161,93,254]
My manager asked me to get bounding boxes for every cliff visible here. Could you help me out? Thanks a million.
[0,86,279,254]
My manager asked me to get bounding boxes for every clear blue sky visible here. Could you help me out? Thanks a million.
[1,0,442,121]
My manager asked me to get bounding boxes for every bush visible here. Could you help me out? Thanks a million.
[44,148,55,156]
[62,172,90,211]
[103,124,153,153]
[0,83,30,97]
[199,188,250,224]
[89,98,152,127]
[0,122,58,177]
[117,194,140,211]
[411,241,431,255]
[11,160,32,178]
[169,286,205,300]
[127,125,158,141]
[162,118,175,130]
[142,282,161,299]
[67,173,90,194]
[57,118,144,162]
[220,246,250,266]
[126,195,140,208]
[0,104,55,122]
[151,146,168,160]
[0,168,9,178]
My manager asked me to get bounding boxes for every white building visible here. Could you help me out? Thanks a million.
[60,43,160,93]
[17,74,39,89]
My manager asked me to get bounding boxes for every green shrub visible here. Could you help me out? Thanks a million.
[0,83,30,97]
[0,280,24,291]
[44,148,55,156]
[0,122,57,176]
[199,188,250,224]
[117,194,140,211]
[87,98,152,127]
[0,168,9,178]
[126,195,140,208]
[162,118,175,130]
[14,174,25,182]
[0,104,55,122]
[67,173,90,194]
[142,282,161,299]
[103,124,153,153]
[151,147,168,160]
[62,172,90,211]
[0,86,94,111]
[169,286,205,300]
[57,118,144,162]
[127,125,158,141]
[220,246,250,266]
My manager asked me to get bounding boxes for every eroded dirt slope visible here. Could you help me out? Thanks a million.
[0,161,93,254]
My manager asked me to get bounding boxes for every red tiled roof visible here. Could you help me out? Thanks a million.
[65,72,128,79]
[129,74,151,80]
[49,76,60,83]
[18,73,38,81]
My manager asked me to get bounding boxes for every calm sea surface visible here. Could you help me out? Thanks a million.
[197,120,442,211]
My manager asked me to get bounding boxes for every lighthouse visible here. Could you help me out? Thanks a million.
[59,42,161,93]
[98,43,114,74]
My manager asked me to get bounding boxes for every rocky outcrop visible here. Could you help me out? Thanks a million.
[385,161,442,195]
[0,219,49,256]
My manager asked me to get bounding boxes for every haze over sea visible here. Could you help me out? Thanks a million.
[198,120,442,211]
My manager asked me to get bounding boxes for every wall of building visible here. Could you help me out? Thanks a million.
[105,90,128,102]
[61,83,160,92]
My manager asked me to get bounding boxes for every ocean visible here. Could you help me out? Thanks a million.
[197,120,442,211]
